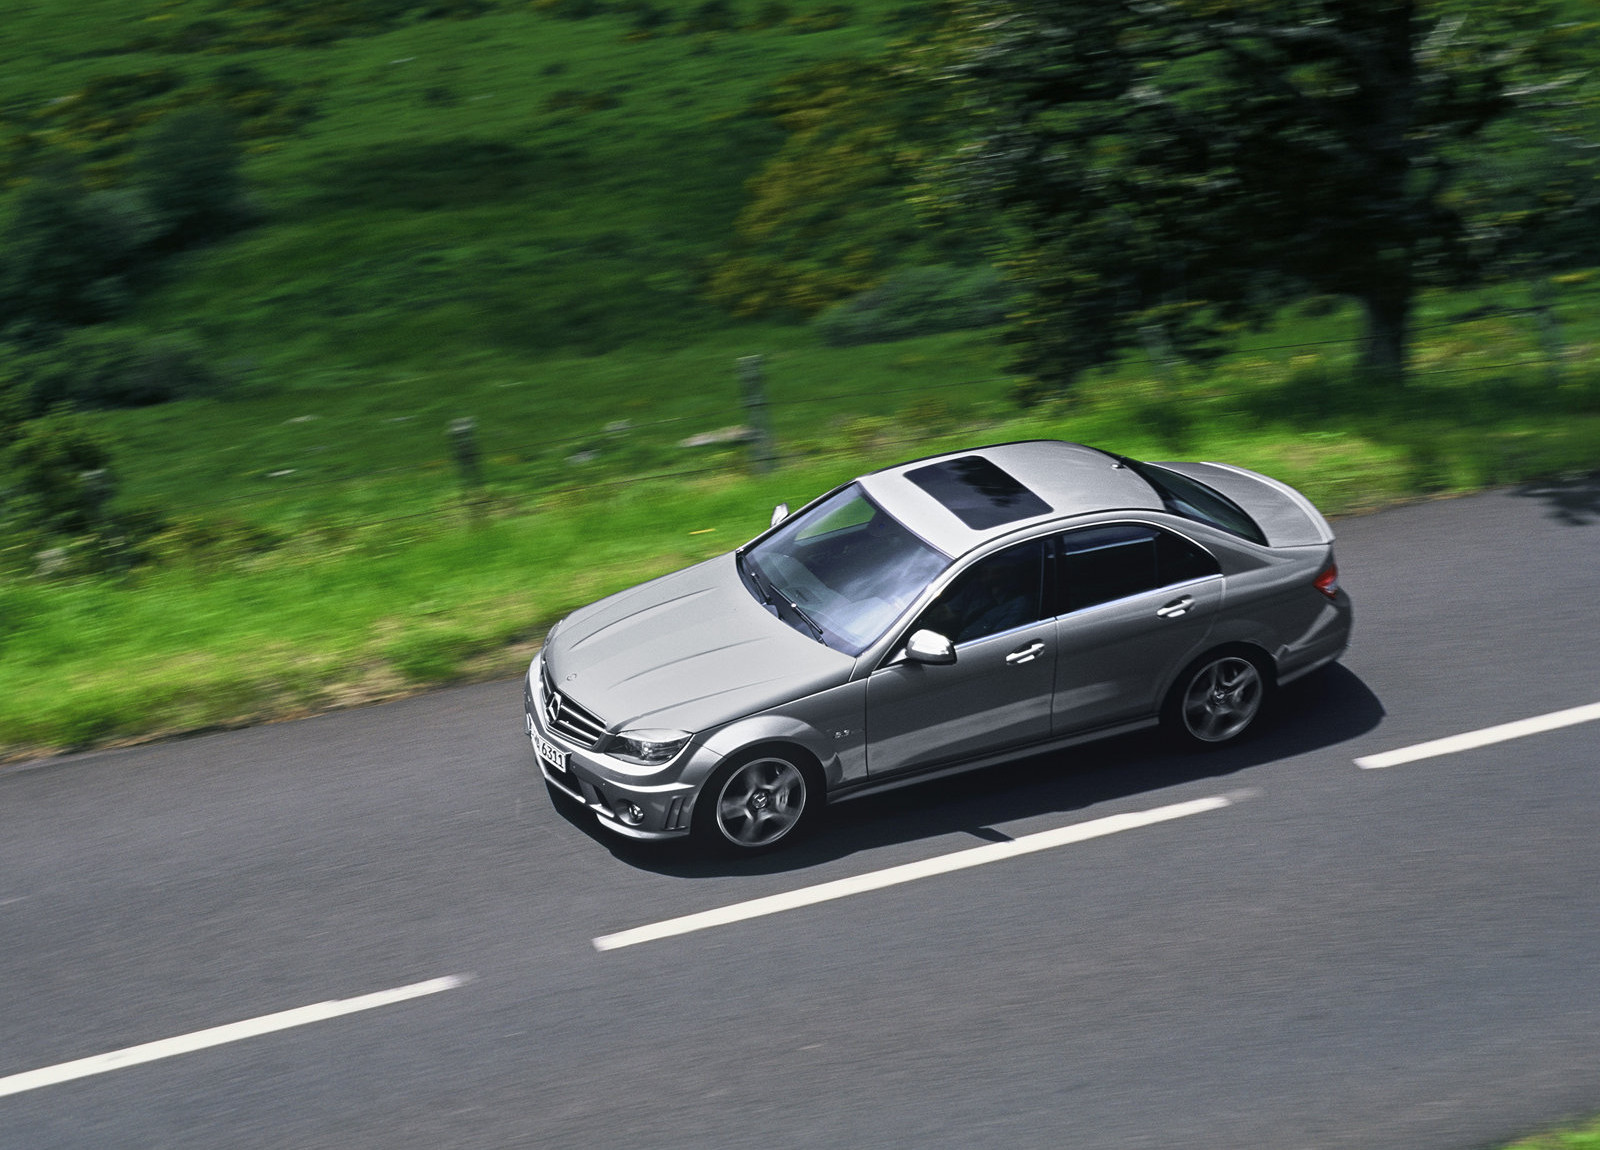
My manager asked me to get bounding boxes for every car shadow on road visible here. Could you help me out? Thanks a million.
[578,663,1385,879]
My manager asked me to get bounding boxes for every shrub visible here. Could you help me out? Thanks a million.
[134,106,250,248]
[786,3,852,31]
[682,0,739,32]
[0,169,159,329]
[814,264,1013,346]
[0,366,25,450]
[150,515,285,566]
[16,328,230,412]
[3,406,115,537]
[751,2,791,28]
[620,1,669,34]
[534,0,610,18]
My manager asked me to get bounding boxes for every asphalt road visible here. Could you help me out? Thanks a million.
[3,477,1599,1150]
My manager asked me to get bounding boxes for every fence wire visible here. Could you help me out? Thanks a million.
[173,303,1584,536]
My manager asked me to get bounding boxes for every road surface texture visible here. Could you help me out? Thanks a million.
[3,477,1599,1149]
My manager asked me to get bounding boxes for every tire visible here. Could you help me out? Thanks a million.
[1164,648,1271,748]
[693,749,819,852]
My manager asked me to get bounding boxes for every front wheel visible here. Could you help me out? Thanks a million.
[694,751,818,852]
[1165,650,1270,748]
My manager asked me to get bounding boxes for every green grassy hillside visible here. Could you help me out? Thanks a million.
[2,0,1599,758]
[4,1,909,369]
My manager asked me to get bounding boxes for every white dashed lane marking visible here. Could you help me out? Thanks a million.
[0,975,472,1099]
[593,794,1242,952]
[1355,701,1600,770]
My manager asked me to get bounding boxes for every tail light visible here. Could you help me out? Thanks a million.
[1314,560,1341,600]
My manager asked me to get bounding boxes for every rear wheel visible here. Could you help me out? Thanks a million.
[695,750,818,852]
[1165,649,1270,747]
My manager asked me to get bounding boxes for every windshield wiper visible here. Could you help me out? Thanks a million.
[739,553,828,646]
[782,596,826,643]
[738,551,777,606]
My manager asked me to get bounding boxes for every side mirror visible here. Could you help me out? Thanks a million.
[903,629,956,666]
[770,502,790,528]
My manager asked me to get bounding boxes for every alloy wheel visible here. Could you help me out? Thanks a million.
[1181,655,1264,744]
[714,756,808,848]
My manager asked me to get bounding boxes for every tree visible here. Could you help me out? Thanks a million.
[0,165,157,333]
[135,105,248,248]
[710,46,992,317]
[933,0,1597,393]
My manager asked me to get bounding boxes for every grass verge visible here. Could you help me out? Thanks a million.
[6,321,1600,761]
[1505,1116,1600,1150]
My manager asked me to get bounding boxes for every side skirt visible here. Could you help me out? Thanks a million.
[828,717,1160,805]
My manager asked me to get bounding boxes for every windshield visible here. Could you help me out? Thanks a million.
[743,484,950,654]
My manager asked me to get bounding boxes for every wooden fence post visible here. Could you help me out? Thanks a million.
[738,355,776,473]
[1529,278,1565,389]
[449,417,482,488]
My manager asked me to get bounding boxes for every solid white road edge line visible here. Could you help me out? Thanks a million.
[0,974,472,1100]
[593,794,1237,952]
[1355,700,1600,770]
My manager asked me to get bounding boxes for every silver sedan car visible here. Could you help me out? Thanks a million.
[525,441,1351,851]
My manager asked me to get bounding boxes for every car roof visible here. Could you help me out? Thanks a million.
[857,440,1162,558]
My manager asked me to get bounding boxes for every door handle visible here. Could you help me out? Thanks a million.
[1156,595,1193,619]
[1006,641,1045,665]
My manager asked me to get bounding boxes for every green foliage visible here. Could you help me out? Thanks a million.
[931,0,1600,394]
[4,307,1600,753]
[682,0,741,33]
[750,2,792,29]
[0,69,184,184]
[542,87,624,113]
[1502,1114,1600,1150]
[157,0,500,51]
[620,2,672,34]
[12,328,229,412]
[0,65,315,189]
[0,0,1598,759]
[534,0,612,19]
[3,406,115,537]
[135,106,252,248]
[814,262,1011,345]
[709,46,978,316]
[785,3,853,31]
[0,367,26,453]
[0,167,159,332]
[0,101,253,340]
[0,0,914,374]
[0,400,176,574]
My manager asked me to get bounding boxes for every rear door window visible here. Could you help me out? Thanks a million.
[1056,524,1219,613]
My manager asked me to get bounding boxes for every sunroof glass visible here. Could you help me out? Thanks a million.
[905,455,1053,530]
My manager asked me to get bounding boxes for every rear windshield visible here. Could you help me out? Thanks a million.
[1118,458,1267,545]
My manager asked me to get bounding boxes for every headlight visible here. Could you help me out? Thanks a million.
[610,729,693,766]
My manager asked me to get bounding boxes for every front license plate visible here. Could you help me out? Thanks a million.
[532,730,569,774]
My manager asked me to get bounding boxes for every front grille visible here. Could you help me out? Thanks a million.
[541,664,607,749]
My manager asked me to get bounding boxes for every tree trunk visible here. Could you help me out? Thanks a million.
[1359,285,1410,383]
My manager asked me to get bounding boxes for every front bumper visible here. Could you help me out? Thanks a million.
[523,658,704,841]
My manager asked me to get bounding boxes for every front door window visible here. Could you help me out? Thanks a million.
[866,539,1052,775]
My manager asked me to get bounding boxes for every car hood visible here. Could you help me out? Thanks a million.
[543,553,854,733]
